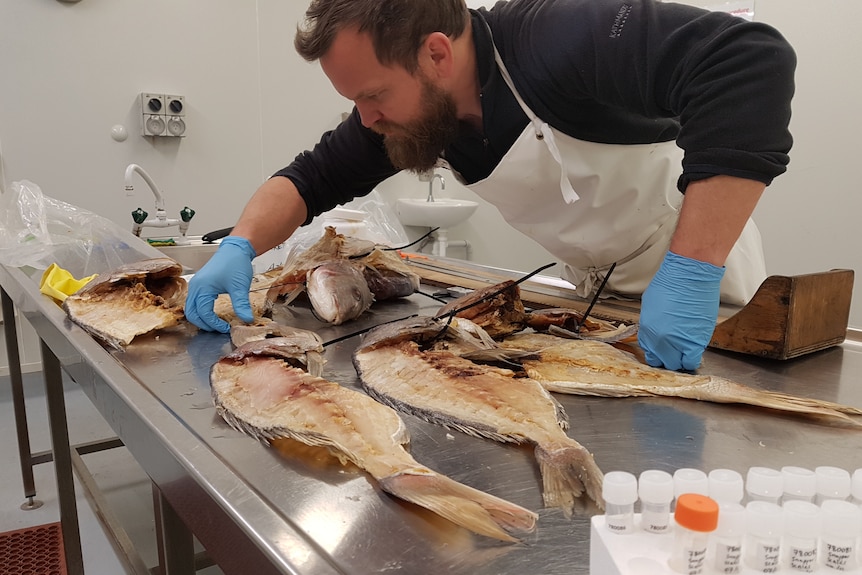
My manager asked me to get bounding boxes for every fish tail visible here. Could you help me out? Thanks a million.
[535,441,605,517]
[379,469,537,542]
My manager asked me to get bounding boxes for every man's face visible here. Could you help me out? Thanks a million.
[320,28,460,173]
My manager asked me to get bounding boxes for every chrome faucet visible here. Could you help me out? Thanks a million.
[427,173,445,202]
[124,163,194,238]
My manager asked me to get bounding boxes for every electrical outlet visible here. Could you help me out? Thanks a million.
[140,92,186,137]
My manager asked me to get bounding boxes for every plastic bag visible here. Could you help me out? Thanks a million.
[0,180,164,277]
[254,189,409,273]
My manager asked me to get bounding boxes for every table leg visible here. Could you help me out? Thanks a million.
[153,483,195,575]
[1,288,41,509]
[41,339,85,575]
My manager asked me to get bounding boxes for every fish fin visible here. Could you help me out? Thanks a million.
[305,350,325,378]
[676,378,862,426]
[535,442,604,517]
[362,386,518,444]
[379,469,537,542]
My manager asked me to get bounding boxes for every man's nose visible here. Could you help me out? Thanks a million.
[355,102,382,128]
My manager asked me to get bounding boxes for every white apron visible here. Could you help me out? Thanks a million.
[448,44,766,305]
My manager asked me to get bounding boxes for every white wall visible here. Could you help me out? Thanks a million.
[1,0,861,337]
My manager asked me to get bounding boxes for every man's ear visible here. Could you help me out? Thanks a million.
[421,32,455,79]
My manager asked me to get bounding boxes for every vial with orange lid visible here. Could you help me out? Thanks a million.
[669,493,719,575]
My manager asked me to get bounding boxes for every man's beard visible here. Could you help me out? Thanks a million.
[373,78,460,173]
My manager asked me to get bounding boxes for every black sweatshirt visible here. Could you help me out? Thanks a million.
[274,0,796,226]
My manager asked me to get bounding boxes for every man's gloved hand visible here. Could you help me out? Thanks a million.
[184,236,256,333]
[637,251,725,371]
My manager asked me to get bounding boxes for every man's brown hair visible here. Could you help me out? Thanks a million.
[295,0,470,73]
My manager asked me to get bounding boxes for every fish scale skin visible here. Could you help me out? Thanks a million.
[504,333,862,427]
[353,339,605,513]
[210,346,538,541]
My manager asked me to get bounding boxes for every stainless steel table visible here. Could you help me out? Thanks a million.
[3,257,862,575]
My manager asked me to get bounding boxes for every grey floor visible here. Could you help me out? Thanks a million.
[0,369,224,574]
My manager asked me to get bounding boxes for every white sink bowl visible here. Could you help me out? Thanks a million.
[395,198,478,229]
[151,236,219,273]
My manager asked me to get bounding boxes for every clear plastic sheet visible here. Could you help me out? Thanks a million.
[0,179,164,277]
[254,189,409,273]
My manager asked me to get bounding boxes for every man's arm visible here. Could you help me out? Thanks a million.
[638,175,766,370]
[231,176,309,256]
[670,175,765,266]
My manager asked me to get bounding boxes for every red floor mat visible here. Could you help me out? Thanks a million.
[0,522,67,575]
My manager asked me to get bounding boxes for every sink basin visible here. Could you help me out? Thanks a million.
[395,198,478,229]
[151,236,219,273]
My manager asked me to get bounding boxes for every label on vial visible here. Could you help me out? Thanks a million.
[713,542,741,574]
[641,509,669,533]
[605,513,634,534]
[750,542,780,573]
[680,545,706,575]
[823,541,855,571]
[788,544,816,572]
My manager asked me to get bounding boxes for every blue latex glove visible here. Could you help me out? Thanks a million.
[184,236,256,333]
[638,251,725,371]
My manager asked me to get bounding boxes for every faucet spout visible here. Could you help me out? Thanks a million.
[124,164,166,211]
[427,173,445,202]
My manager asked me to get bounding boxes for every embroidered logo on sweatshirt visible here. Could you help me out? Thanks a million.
[609,4,632,38]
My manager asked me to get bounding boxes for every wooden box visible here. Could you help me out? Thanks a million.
[709,269,854,360]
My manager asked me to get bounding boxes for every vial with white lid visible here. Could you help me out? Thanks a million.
[674,468,709,500]
[819,499,862,572]
[708,468,744,504]
[782,466,817,503]
[638,469,674,534]
[744,500,783,573]
[746,467,783,504]
[602,470,638,534]
[669,493,718,575]
[815,465,851,504]
[708,502,744,574]
[852,468,862,505]
[782,499,821,573]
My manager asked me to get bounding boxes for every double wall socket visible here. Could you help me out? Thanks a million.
[141,93,186,137]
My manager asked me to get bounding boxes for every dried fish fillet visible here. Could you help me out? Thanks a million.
[353,316,605,516]
[211,342,537,542]
[63,257,186,350]
[502,333,862,427]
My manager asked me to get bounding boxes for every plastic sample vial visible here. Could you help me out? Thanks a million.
[746,467,783,504]
[744,500,783,573]
[782,466,817,503]
[708,502,744,575]
[674,468,710,500]
[669,493,718,575]
[819,499,862,572]
[602,470,638,534]
[639,469,674,534]
[782,499,821,573]
[852,468,862,505]
[708,468,744,504]
[814,465,851,504]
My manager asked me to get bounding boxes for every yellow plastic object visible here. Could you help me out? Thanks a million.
[39,264,97,303]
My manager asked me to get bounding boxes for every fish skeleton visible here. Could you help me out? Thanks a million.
[63,257,186,350]
[352,316,605,516]
[436,280,637,342]
[500,332,862,427]
[210,339,537,542]
[306,260,375,325]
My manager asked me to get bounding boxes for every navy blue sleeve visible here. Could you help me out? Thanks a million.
[271,108,398,225]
